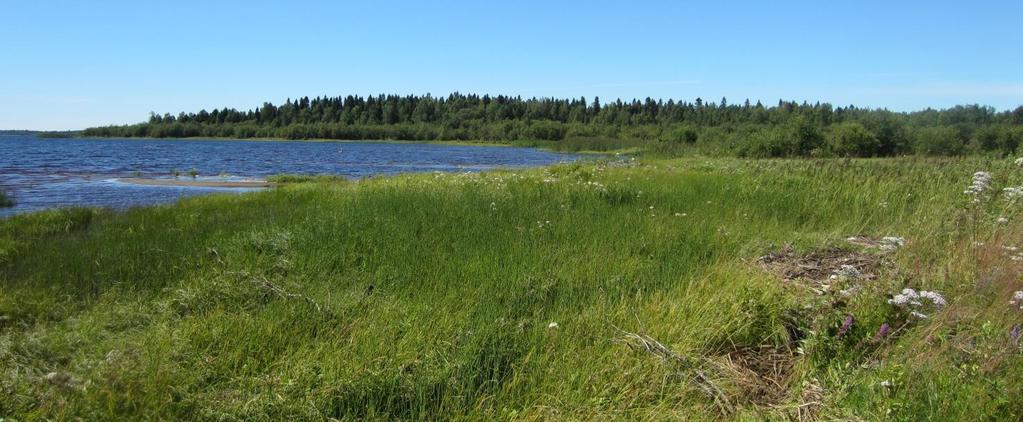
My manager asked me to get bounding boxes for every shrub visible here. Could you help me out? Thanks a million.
[739,127,796,158]
[738,117,824,158]
[827,122,881,157]
[527,120,567,141]
[969,124,1023,155]
[914,126,965,156]
[0,189,11,207]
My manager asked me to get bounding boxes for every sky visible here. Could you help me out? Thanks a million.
[1,0,1021,130]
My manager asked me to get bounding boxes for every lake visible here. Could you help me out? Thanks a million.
[0,135,579,216]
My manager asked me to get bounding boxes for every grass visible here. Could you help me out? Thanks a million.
[1,156,1022,419]
[266,173,349,184]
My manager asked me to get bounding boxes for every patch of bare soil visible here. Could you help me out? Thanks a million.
[757,243,883,290]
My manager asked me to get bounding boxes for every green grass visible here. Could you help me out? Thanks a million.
[266,173,349,184]
[2,157,1022,419]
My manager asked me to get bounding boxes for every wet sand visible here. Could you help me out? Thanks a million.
[118,178,275,188]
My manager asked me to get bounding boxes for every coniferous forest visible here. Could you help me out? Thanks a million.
[83,93,1023,157]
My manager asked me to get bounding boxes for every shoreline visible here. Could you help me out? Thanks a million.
[116,178,276,188]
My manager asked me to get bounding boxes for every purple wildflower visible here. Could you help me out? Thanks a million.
[1011,325,1022,346]
[837,315,855,338]
[874,322,891,342]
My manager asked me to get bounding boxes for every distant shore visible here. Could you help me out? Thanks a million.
[69,135,617,155]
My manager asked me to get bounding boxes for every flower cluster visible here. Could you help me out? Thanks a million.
[888,288,946,319]
[1015,157,1023,168]
[1009,291,1023,310]
[1001,246,1023,262]
[1003,186,1023,202]
[964,171,993,202]
[837,315,854,337]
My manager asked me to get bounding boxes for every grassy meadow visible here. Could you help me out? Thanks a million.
[2,156,1023,420]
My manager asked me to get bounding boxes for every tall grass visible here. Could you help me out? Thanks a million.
[1,157,1021,419]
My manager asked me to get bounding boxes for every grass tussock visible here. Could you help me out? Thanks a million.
[1,156,1023,419]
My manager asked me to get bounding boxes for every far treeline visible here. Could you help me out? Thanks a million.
[83,93,1023,157]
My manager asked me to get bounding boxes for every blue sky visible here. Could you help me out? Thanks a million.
[1,0,1021,130]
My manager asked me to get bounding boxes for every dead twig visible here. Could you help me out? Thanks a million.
[250,276,323,313]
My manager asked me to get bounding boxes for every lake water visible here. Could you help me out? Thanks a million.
[0,135,579,216]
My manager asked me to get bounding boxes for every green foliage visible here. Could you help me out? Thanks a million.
[914,126,966,156]
[265,174,348,184]
[828,122,881,157]
[80,94,1023,157]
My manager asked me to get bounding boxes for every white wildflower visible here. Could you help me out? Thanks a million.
[1015,157,1023,168]
[909,311,929,319]
[889,287,946,319]
[547,322,559,329]
[880,380,893,388]
[919,290,947,309]
[888,288,919,306]
[1010,291,1023,308]
[997,217,1010,224]
[1004,187,1023,202]
[965,171,993,197]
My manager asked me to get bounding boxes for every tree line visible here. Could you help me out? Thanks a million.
[83,93,1023,157]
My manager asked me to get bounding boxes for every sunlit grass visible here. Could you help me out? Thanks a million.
[1,156,1021,419]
